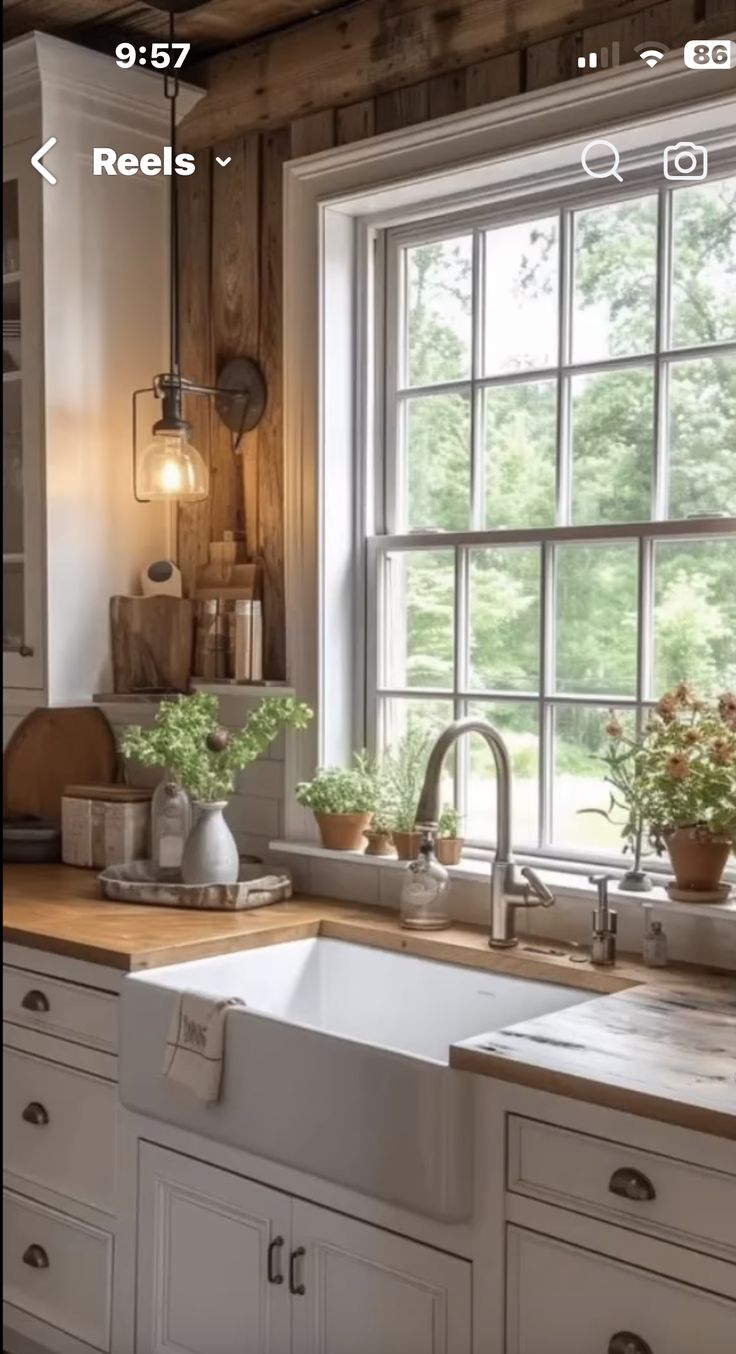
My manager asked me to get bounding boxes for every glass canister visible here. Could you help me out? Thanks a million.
[151,776,192,872]
[399,832,451,930]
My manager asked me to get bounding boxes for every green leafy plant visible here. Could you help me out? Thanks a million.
[438,805,461,839]
[380,726,432,831]
[584,687,736,852]
[121,692,312,803]
[296,751,377,815]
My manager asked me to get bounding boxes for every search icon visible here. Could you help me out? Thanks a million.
[581,139,623,183]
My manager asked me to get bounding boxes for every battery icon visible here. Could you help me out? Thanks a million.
[684,38,736,68]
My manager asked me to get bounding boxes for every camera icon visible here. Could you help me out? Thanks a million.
[663,141,708,180]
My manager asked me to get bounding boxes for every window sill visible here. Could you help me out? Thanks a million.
[270,839,736,922]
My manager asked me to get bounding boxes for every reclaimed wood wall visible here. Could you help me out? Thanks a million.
[176,0,734,680]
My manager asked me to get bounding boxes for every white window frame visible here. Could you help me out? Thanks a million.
[282,51,736,852]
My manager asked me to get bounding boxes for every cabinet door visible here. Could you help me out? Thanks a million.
[292,1200,471,1354]
[3,141,45,691]
[137,1144,292,1354]
[506,1226,736,1354]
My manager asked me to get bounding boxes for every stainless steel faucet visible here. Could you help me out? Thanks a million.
[415,717,555,948]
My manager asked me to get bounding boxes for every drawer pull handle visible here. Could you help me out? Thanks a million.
[289,1246,306,1296]
[21,989,50,1013]
[608,1167,656,1202]
[22,1101,50,1126]
[608,1333,653,1354]
[267,1236,284,1285]
[22,1244,50,1270]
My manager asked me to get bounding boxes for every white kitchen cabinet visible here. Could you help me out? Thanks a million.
[506,1225,736,1354]
[292,1199,472,1354]
[2,35,201,710]
[136,1144,472,1354]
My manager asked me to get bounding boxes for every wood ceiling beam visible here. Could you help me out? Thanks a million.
[180,0,674,146]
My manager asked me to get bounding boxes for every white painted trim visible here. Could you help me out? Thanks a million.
[282,45,736,839]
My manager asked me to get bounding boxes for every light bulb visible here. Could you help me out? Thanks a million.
[137,428,208,502]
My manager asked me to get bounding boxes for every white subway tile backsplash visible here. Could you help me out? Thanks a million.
[226,794,280,839]
[236,760,284,799]
[309,856,380,905]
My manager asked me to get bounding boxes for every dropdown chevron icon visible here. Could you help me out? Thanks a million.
[31,137,58,185]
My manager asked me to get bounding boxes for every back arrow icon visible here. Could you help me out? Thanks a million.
[31,137,58,185]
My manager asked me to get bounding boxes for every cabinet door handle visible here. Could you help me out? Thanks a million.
[21,989,50,1013]
[22,1244,50,1270]
[608,1333,653,1354]
[267,1236,284,1285]
[22,1101,50,1126]
[18,644,35,657]
[288,1246,306,1296]
[608,1166,656,1202]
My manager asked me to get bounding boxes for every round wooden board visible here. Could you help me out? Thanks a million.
[3,707,118,826]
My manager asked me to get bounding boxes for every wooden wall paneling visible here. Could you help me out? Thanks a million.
[464,51,522,108]
[336,99,377,145]
[427,70,467,120]
[257,126,291,681]
[375,82,430,135]
[290,109,337,158]
[177,150,213,599]
[582,0,699,64]
[209,135,261,555]
[525,31,583,90]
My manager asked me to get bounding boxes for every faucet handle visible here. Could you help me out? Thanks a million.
[520,866,555,908]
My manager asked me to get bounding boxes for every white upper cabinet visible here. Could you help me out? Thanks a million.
[2,34,201,706]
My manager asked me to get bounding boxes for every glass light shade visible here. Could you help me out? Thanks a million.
[137,429,209,501]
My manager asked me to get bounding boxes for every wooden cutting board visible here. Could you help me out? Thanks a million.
[3,707,118,826]
[110,595,194,694]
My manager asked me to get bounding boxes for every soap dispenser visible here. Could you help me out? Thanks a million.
[400,830,451,930]
[642,905,668,968]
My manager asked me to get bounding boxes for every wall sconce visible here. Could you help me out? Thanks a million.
[133,357,267,503]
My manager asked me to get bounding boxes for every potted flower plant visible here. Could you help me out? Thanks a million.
[434,805,464,866]
[122,692,312,885]
[592,687,736,899]
[579,712,654,892]
[296,752,377,851]
[381,726,432,860]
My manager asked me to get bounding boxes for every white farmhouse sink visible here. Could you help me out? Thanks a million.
[120,937,591,1219]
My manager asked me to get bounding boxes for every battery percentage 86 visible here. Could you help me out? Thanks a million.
[684,39,735,69]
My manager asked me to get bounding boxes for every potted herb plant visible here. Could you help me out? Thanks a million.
[590,687,736,899]
[381,726,431,861]
[434,805,464,866]
[122,692,312,885]
[296,752,377,851]
[579,712,654,892]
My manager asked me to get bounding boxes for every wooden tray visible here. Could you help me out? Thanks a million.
[99,860,292,911]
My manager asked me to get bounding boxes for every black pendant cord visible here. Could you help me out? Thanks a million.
[167,0,181,386]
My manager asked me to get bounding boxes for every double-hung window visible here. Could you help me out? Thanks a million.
[367,172,736,865]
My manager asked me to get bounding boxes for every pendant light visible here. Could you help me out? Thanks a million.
[133,1,267,503]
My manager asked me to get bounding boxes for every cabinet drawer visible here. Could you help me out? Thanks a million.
[3,1048,117,1213]
[508,1116,736,1259]
[3,1189,112,1351]
[3,965,118,1054]
[506,1226,736,1354]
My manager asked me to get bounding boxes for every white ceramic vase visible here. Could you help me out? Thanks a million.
[180,801,239,886]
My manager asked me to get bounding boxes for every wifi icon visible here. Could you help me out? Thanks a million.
[635,41,670,68]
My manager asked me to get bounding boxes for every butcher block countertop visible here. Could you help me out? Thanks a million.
[4,865,735,1138]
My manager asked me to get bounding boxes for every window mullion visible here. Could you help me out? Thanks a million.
[637,535,654,709]
[455,545,469,822]
[470,227,484,530]
[556,207,573,526]
[653,186,673,520]
[539,540,555,848]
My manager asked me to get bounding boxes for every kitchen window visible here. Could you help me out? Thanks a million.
[367,173,736,864]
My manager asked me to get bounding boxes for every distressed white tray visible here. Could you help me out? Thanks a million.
[98,860,292,911]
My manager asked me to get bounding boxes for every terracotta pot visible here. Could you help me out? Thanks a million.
[313,811,371,852]
[665,826,731,893]
[392,830,422,861]
[363,831,396,857]
[435,837,464,867]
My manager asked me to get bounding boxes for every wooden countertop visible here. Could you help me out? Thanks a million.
[4,865,735,1139]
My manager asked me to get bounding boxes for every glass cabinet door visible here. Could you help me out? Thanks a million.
[3,153,44,689]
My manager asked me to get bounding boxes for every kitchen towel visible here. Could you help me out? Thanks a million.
[162,993,245,1103]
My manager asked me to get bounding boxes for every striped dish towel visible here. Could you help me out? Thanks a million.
[162,993,245,1103]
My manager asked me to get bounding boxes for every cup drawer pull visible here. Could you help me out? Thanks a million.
[21,989,50,1013]
[22,1101,50,1126]
[608,1167,656,1202]
[22,1244,50,1270]
[608,1333,653,1354]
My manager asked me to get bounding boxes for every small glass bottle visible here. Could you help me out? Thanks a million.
[151,776,192,873]
[400,831,451,930]
[642,905,668,967]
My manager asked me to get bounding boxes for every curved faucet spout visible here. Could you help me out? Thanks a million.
[415,718,513,862]
[414,717,554,948]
